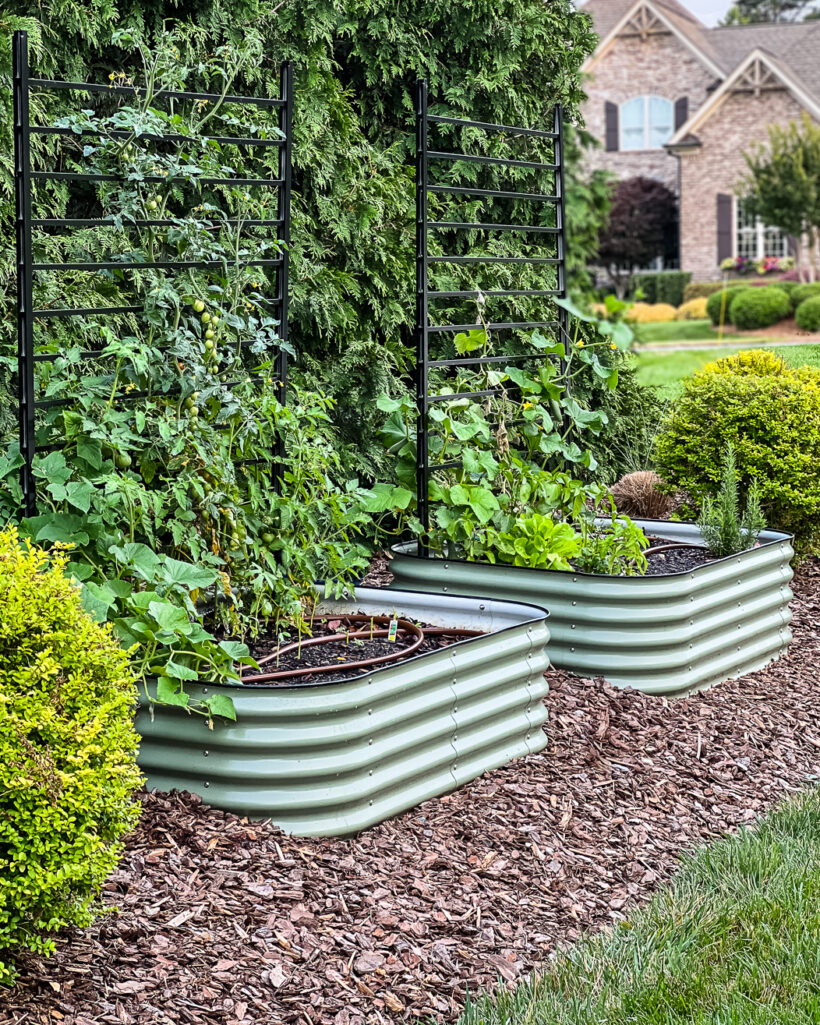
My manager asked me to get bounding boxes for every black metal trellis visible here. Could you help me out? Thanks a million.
[414,80,570,553]
[12,30,293,516]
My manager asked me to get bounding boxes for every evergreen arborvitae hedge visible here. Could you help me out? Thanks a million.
[0,1,596,474]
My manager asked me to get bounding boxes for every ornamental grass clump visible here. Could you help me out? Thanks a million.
[0,526,142,984]
[698,444,766,557]
[656,350,820,552]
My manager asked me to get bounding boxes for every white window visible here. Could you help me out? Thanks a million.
[735,200,789,260]
[620,96,674,150]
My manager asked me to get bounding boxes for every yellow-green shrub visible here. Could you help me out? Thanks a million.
[701,348,789,377]
[656,353,820,551]
[675,297,709,320]
[625,302,677,323]
[0,527,142,983]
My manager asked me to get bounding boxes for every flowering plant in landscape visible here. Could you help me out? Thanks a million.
[720,255,795,275]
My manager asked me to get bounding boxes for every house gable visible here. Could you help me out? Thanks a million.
[583,0,725,80]
[667,48,820,149]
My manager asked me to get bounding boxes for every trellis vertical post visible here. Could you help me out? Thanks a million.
[13,30,36,516]
[554,104,570,382]
[415,78,430,553]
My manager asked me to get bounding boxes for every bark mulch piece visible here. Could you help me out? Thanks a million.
[5,560,819,1025]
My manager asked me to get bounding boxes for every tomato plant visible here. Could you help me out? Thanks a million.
[1,30,371,719]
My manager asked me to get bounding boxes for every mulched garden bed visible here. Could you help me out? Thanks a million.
[4,559,819,1025]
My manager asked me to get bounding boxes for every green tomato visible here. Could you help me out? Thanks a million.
[205,328,215,340]
[204,340,215,352]
[146,199,158,211]
[189,406,199,418]
[114,451,132,470]
[211,317,220,327]
[193,299,205,314]
[201,312,211,324]
[261,532,275,545]
[184,396,194,410]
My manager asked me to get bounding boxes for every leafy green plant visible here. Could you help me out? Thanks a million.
[0,525,142,984]
[490,514,582,571]
[729,286,791,330]
[698,444,766,557]
[369,298,649,575]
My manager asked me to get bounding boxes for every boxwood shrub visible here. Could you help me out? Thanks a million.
[790,282,820,311]
[0,527,142,983]
[705,285,746,325]
[656,351,820,551]
[796,295,820,332]
[729,287,791,330]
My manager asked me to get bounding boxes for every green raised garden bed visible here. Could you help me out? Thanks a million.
[135,586,550,836]
[390,520,794,697]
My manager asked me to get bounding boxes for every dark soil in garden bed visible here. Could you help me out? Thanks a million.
[243,617,477,685]
[5,559,819,1025]
[643,535,717,575]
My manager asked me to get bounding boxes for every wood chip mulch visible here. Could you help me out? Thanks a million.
[4,559,819,1025]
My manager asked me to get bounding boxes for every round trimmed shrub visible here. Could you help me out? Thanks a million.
[796,295,820,332]
[705,285,746,325]
[729,286,791,330]
[0,527,142,983]
[675,297,709,320]
[790,281,820,311]
[656,354,820,551]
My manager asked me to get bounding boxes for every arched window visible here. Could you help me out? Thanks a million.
[620,96,674,150]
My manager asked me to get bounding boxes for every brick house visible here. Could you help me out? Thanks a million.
[580,0,820,280]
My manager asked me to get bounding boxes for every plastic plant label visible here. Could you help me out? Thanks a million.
[388,618,399,642]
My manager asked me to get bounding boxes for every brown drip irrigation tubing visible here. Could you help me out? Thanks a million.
[644,542,710,556]
[240,614,482,684]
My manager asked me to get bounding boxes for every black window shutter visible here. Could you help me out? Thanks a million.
[717,193,733,263]
[605,101,619,152]
[675,96,688,130]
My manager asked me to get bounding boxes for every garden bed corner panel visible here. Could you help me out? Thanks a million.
[390,521,794,697]
[135,587,550,836]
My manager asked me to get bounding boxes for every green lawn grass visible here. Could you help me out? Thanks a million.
[457,789,820,1025]
[633,319,754,344]
[635,344,820,398]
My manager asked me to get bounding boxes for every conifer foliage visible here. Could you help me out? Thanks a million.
[0,1,596,472]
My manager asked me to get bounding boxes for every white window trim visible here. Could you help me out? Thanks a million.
[619,95,673,151]
[733,197,789,260]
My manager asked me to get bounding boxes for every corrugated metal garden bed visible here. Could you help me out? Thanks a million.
[135,586,550,836]
[390,519,794,697]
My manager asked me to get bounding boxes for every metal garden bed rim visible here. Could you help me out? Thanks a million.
[393,518,795,583]
[173,584,551,692]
